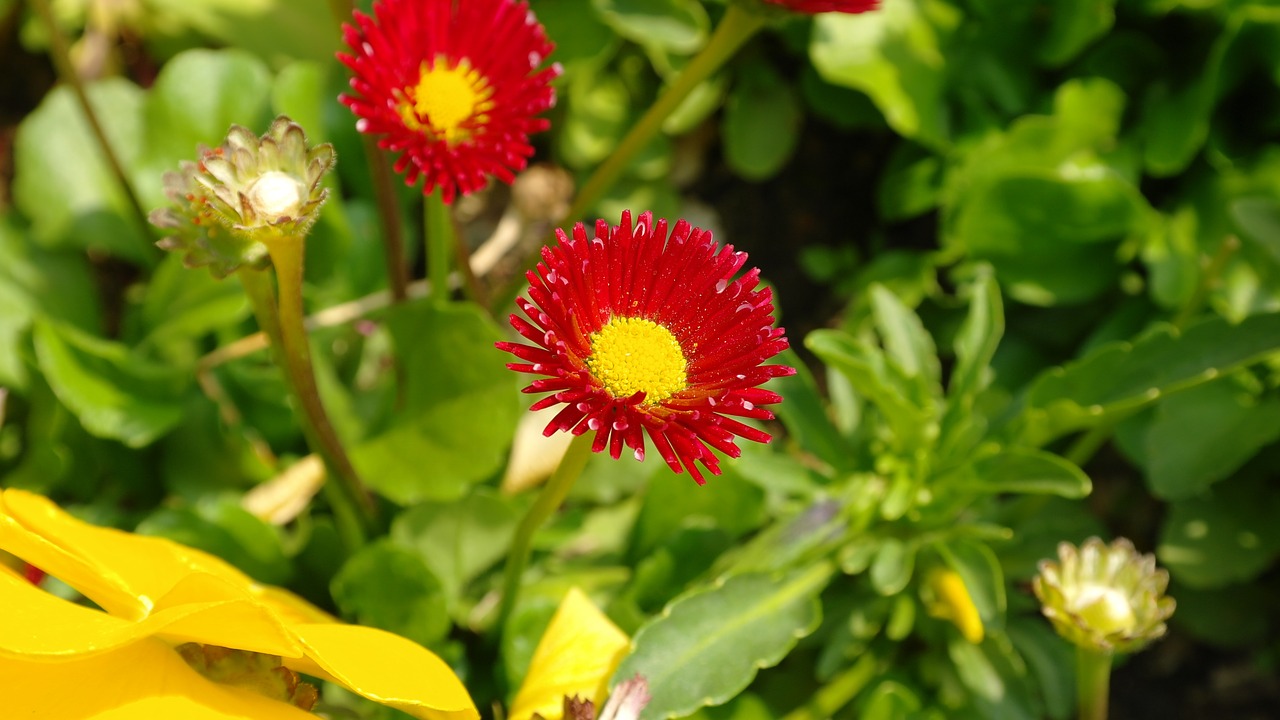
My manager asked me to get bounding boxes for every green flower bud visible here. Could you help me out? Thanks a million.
[149,116,335,278]
[1033,537,1175,654]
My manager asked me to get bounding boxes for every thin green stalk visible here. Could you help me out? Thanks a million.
[366,137,411,303]
[496,433,594,633]
[570,3,764,221]
[494,3,765,310]
[781,652,879,720]
[328,0,409,303]
[1076,645,1113,720]
[425,189,455,305]
[239,244,374,552]
[31,0,151,250]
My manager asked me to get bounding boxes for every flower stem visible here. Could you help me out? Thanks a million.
[425,189,455,305]
[568,3,764,221]
[1076,645,1113,720]
[493,3,764,311]
[239,242,374,551]
[31,0,152,253]
[327,0,409,303]
[496,432,594,634]
[365,137,411,303]
[780,652,879,720]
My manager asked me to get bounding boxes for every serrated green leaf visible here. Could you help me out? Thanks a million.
[612,564,832,719]
[1016,312,1280,446]
[351,301,521,504]
[331,540,451,648]
[32,319,187,447]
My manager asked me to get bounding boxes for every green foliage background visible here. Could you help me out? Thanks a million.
[2,0,1279,717]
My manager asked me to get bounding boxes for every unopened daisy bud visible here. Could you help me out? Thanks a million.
[149,116,335,277]
[1033,537,1175,654]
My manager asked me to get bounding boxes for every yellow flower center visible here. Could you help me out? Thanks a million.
[586,317,687,405]
[398,57,494,144]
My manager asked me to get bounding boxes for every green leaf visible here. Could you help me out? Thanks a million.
[559,69,633,169]
[0,217,100,389]
[769,349,851,472]
[390,489,522,610]
[146,0,339,65]
[132,254,248,349]
[934,538,1006,629]
[1143,380,1280,499]
[1016,312,1280,446]
[611,564,831,719]
[1158,472,1280,588]
[950,173,1146,305]
[1231,196,1280,267]
[629,465,765,561]
[12,80,150,263]
[810,1,959,149]
[1039,0,1117,67]
[807,330,935,450]
[945,449,1092,499]
[331,540,451,648]
[590,0,709,55]
[870,537,915,595]
[135,48,273,206]
[869,284,941,394]
[722,60,802,181]
[32,319,187,448]
[135,496,290,584]
[1006,620,1074,720]
[535,0,617,68]
[352,301,521,504]
[862,681,922,720]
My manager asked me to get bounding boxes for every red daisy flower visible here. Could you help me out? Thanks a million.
[497,211,796,485]
[763,0,880,13]
[338,0,561,203]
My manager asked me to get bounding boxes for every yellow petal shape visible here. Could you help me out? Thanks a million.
[1,637,317,719]
[925,569,985,644]
[0,570,298,660]
[509,588,630,720]
[0,489,262,620]
[288,623,479,720]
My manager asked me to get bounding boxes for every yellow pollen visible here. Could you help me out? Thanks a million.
[398,57,494,144]
[586,317,687,404]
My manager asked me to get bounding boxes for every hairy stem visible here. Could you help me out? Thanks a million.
[239,247,374,551]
